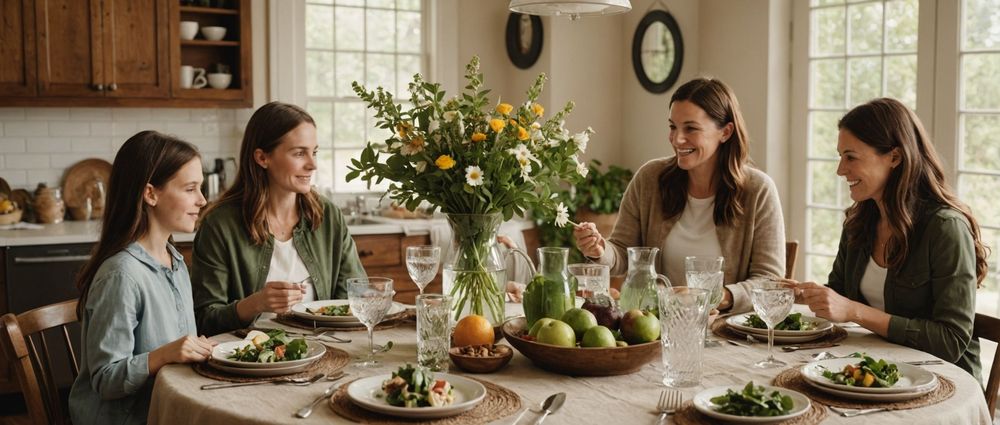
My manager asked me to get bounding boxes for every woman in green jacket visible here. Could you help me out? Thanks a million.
[191,102,366,335]
[795,98,989,379]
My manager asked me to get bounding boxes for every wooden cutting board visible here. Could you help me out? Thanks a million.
[61,158,112,214]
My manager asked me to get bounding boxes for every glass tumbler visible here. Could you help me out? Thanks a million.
[658,286,711,388]
[416,294,452,372]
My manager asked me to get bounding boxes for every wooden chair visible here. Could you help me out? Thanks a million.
[785,240,799,280]
[0,300,80,425]
[974,313,1000,421]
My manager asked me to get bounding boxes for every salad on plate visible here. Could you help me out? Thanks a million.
[227,329,308,363]
[821,355,900,388]
[744,312,817,331]
[307,304,352,316]
[380,364,455,408]
[709,382,794,417]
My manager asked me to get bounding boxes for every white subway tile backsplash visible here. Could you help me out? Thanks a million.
[91,122,113,137]
[112,108,151,121]
[157,109,192,121]
[71,138,112,153]
[28,169,64,187]
[164,122,204,138]
[4,154,49,169]
[24,108,69,121]
[70,108,113,121]
[26,138,66,153]
[50,153,85,169]
[0,170,27,186]
[50,121,92,137]
[0,138,25,153]
[112,122,138,137]
[4,121,49,137]
[0,108,26,120]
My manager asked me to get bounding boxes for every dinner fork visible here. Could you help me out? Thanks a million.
[828,406,887,417]
[655,390,683,423]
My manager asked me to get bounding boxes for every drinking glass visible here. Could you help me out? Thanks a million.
[416,294,452,372]
[567,263,610,302]
[347,277,394,368]
[406,246,441,295]
[658,286,711,388]
[684,256,724,346]
[750,281,794,368]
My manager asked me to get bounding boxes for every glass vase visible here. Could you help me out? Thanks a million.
[442,213,507,325]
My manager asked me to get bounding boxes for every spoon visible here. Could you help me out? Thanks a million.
[534,392,566,425]
[201,373,325,390]
[509,393,560,424]
[375,341,394,353]
[295,377,344,419]
[810,351,858,361]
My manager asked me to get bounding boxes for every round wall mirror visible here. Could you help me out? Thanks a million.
[632,10,684,93]
[506,13,543,69]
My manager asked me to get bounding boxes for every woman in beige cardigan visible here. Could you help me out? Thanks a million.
[573,78,785,313]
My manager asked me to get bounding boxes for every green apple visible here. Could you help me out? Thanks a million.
[534,319,577,347]
[615,340,628,347]
[528,318,556,337]
[620,309,660,344]
[581,326,617,348]
[561,308,598,339]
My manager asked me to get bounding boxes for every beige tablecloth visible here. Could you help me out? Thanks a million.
[148,305,991,424]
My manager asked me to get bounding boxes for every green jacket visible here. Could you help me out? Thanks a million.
[191,197,366,335]
[828,204,981,380]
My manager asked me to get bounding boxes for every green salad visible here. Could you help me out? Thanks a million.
[821,355,900,387]
[710,382,794,417]
[307,304,351,316]
[744,312,817,331]
[228,329,308,363]
[381,364,454,408]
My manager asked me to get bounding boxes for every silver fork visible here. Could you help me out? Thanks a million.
[828,406,887,417]
[655,390,683,423]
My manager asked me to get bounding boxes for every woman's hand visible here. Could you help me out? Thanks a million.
[798,282,858,322]
[148,335,217,374]
[506,281,526,302]
[573,222,605,258]
[237,281,307,321]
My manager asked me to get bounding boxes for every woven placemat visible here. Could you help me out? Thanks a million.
[273,309,413,332]
[193,347,350,383]
[771,367,956,410]
[328,377,522,424]
[672,399,829,425]
[710,317,847,346]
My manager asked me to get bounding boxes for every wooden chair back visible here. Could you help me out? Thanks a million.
[0,300,80,425]
[974,313,1000,420]
[785,240,799,280]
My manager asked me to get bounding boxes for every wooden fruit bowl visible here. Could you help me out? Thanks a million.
[0,209,23,225]
[501,316,661,376]
[449,344,513,373]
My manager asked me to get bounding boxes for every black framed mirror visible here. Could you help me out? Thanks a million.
[506,12,543,69]
[632,10,684,93]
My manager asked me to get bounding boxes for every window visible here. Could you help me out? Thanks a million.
[303,0,425,193]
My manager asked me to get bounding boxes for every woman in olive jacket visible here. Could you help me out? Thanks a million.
[794,98,989,379]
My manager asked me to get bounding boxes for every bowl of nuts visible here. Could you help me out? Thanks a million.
[449,344,513,374]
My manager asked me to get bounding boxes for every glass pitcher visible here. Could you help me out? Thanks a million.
[522,247,575,328]
[619,247,671,313]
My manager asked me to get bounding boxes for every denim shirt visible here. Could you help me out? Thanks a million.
[69,242,196,425]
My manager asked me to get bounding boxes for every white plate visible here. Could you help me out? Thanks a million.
[210,339,326,369]
[291,300,406,323]
[802,376,936,401]
[726,313,833,337]
[801,358,939,394]
[693,385,811,423]
[208,359,313,377]
[346,373,486,419]
[741,330,827,344]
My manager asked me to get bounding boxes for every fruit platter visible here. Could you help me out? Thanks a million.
[0,197,23,225]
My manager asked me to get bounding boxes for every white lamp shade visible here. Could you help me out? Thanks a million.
[509,0,632,19]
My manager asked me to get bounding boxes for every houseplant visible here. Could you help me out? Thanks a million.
[347,56,592,325]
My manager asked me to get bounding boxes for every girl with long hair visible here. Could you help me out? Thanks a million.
[192,101,365,335]
[69,131,215,425]
[573,77,786,312]
[795,98,988,379]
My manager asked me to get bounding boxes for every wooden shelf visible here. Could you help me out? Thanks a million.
[179,6,238,15]
[181,40,239,47]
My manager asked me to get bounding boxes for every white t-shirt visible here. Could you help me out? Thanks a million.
[662,195,723,287]
[859,256,888,311]
[265,237,316,302]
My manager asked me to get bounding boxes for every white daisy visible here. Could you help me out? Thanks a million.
[554,202,571,227]
[576,160,589,178]
[465,166,484,186]
[443,110,461,122]
[415,161,427,173]
[427,119,439,134]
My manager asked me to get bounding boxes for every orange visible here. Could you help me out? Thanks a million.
[452,315,494,347]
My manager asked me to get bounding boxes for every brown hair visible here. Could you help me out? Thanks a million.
[76,131,200,313]
[839,98,989,286]
[659,77,751,226]
[211,101,323,245]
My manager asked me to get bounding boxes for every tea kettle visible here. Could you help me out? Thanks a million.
[202,157,236,201]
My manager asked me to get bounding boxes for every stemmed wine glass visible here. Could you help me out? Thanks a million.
[406,246,441,295]
[347,277,394,368]
[684,256,724,347]
[750,280,795,368]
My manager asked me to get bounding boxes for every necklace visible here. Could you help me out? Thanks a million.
[267,213,296,239]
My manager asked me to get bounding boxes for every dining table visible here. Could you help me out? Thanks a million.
[147,303,992,424]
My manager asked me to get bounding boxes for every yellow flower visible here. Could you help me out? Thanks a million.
[471,132,487,142]
[396,121,413,138]
[509,119,518,127]
[435,154,456,170]
[517,126,529,141]
[489,118,506,133]
[496,103,514,116]
[532,103,544,117]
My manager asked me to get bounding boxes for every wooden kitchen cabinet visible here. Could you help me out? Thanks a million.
[0,0,37,97]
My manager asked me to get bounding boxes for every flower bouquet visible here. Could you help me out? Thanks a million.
[348,56,592,324]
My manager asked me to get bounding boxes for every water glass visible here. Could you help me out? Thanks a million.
[684,256,724,345]
[406,246,441,295]
[750,281,794,368]
[347,277,394,368]
[416,294,452,372]
[567,263,610,301]
[657,286,711,388]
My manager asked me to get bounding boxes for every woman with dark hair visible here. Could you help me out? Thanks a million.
[794,98,988,379]
[69,131,215,425]
[192,101,365,335]
[573,77,786,312]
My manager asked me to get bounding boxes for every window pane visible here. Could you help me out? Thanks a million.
[397,0,420,10]
[812,0,844,5]
[366,9,395,52]
[885,0,918,53]
[366,53,396,93]
[811,59,846,108]
[335,53,363,97]
[306,101,334,147]
[367,0,394,7]
[849,57,882,105]
[309,0,333,4]
[334,0,363,5]
[963,0,1000,50]
[306,5,333,50]
[808,254,836,284]
[809,111,842,158]
[959,173,1000,229]
[961,114,1000,171]
[397,54,420,98]
[306,51,335,97]
[885,55,917,109]
[397,11,421,54]
[809,208,843,255]
[336,148,388,192]
[962,53,1000,110]
[334,102,366,148]
[811,6,846,56]
[335,6,364,51]
[848,2,884,54]
[810,161,840,206]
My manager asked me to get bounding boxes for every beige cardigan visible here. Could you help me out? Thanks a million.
[596,158,786,313]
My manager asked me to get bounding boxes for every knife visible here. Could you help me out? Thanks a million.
[534,392,566,425]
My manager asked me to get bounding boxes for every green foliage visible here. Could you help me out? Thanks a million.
[709,381,794,417]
